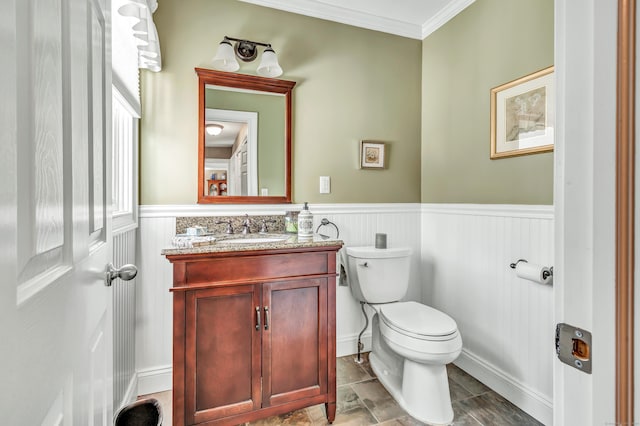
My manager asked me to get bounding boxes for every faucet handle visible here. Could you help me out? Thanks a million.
[215,220,233,234]
[259,219,277,234]
[242,214,252,234]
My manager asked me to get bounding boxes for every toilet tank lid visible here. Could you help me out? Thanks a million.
[346,247,412,259]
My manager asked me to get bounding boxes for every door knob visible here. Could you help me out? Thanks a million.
[105,263,138,287]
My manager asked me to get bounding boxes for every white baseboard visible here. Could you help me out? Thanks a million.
[337,332,371,357]
[454,349,552,426]
[136,366,172,396]
[131,342,553,425]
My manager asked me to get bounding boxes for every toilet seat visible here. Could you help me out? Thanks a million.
[380,301,458,341]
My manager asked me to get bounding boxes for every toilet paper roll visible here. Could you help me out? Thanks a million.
[515,262,553,285]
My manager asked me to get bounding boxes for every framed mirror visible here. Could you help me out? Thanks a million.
[196,67,296,204]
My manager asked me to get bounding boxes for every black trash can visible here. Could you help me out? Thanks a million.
[114,398,163,426]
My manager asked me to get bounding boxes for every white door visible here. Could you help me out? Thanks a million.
[229,148,241,196]
[554,1,617,424]
[0,0,116,424]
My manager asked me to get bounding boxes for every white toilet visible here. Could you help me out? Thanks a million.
[344,246,462,425]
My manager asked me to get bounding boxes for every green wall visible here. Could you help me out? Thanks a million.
[141,0,554,206]
[421,0,554,204]
[140,0,422,205]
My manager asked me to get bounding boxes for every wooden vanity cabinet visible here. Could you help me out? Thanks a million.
[167,246,340,426]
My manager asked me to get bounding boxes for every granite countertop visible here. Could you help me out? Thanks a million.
[161,233,343,256]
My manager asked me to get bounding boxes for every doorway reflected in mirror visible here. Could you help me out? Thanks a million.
[203,109,257,197]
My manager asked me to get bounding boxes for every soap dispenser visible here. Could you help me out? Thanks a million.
[298,202,314,238]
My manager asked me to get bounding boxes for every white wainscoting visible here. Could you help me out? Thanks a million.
[113,228,138,411]
[422,204,554,425]
[135,203,422,394]
[136,215,176,396]
[135,203,554,424]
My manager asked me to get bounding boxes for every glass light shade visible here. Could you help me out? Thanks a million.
[256,47,283,78]
[211,40,239,72]
[206,124,224,136]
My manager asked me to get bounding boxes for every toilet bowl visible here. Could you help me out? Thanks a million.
[379,301,462,365]
[344,247,463,425]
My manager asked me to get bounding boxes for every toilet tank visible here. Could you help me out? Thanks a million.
[345,247,412,304]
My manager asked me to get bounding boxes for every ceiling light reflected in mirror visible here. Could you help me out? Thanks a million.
[205,123,224,136]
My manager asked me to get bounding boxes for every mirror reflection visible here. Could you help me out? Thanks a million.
[196,68,295,204]
[203,87,285,197]
[204,109,256,197]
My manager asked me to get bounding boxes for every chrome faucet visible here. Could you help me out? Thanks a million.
[215,220,233,234]
[259,219,277,234]
[241,214,252,234]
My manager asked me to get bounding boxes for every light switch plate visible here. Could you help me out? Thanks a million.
[320,176,330,194]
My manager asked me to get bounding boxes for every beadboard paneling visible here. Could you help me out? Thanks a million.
[136,215,176,394]
[113,228,137,411]
[135,204,422,393]
[422,204,554,425]
[135,203,554,426]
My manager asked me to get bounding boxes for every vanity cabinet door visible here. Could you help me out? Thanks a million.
[184,284,262,425]
[261,278,328,407]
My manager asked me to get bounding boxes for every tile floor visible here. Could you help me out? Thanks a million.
[140,353,542,425]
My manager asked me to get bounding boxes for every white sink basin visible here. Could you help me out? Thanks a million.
[218,236,290,244]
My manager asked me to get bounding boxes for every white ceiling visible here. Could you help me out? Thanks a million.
[238,0,475,39]
[205,121,246,148]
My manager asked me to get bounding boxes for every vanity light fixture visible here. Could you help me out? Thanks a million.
[205,123,224,136]
[211,36,283,78]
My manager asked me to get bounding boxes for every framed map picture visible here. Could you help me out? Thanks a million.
[490,66,555,159]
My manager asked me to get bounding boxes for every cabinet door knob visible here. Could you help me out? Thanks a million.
[255,306,261,331]
[264,306,270,330]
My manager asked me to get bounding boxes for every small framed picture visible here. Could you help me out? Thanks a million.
[360,141,386,169]
[490,66,555,159]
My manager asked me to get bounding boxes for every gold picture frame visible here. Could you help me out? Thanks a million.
[360,141,386,169]
[490,66,555,159]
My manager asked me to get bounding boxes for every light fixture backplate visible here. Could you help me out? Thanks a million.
[234,40,258,62]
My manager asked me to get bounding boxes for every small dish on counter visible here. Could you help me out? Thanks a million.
[185,226,208,236]
[172,235,217,248]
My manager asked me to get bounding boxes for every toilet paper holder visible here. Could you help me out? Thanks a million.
[510,259,554,280]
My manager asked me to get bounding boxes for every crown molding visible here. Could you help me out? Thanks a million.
[239,0,474,40]
[421,0,475,39]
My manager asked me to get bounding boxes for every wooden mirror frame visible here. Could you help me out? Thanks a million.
[196,68,296,204]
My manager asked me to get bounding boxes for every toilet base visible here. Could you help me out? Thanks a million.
[370,352,454,426]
